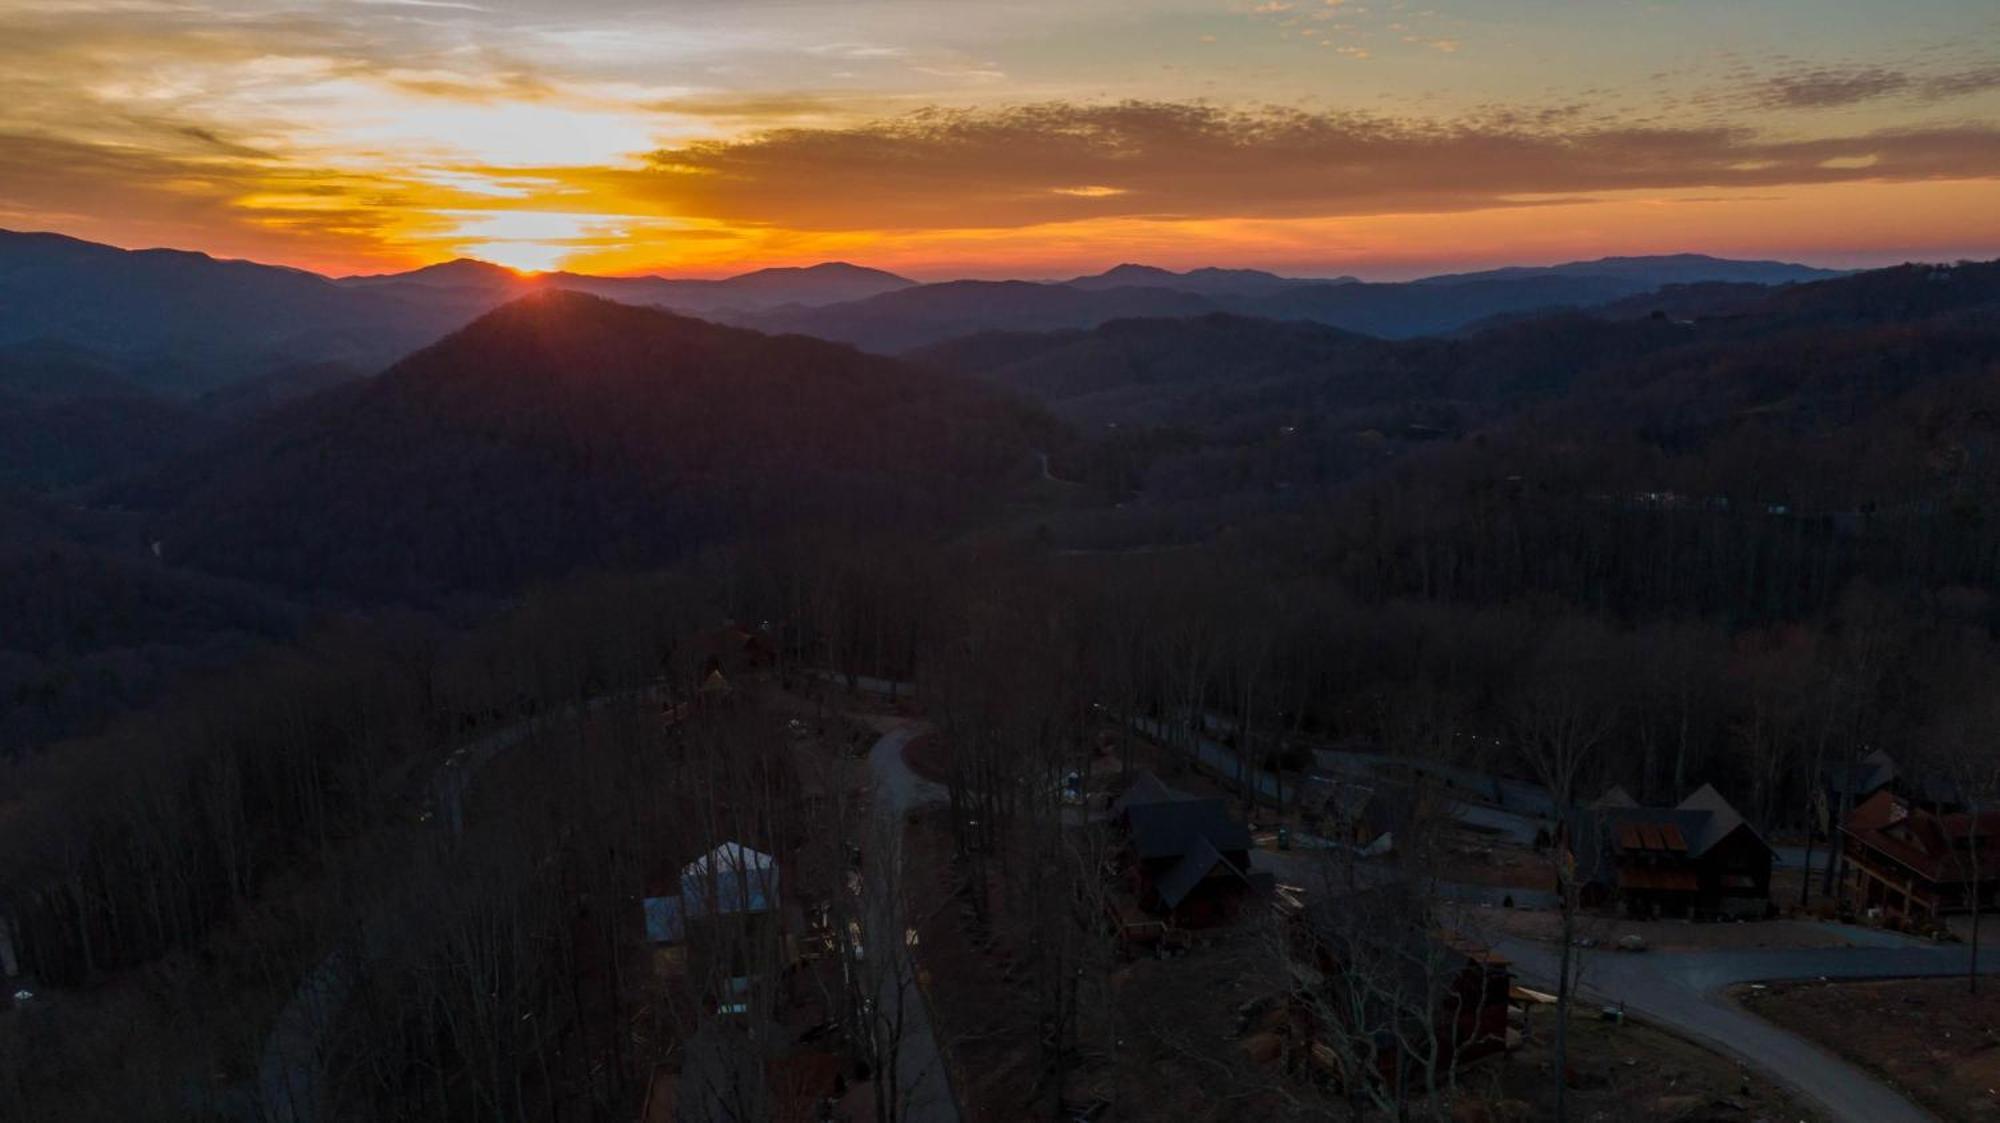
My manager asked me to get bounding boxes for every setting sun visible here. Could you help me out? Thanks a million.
[444,211,619,274]
[1,0,1992,277]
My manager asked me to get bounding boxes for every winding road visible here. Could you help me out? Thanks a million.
[1493,932,1994,1123]
[863,720,962,1123]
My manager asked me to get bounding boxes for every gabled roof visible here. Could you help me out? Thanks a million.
[1592,785,1639,809]
[682,842,779,914]
[1825,749,1898,800]
[646,841,780,943]
[1843,791,2000,884]
[1676,783,1774,858]
[1846,788,1904,832]
[1111,768,1196,816]
[1125,798,1252,861]
[1153,835,1248,910]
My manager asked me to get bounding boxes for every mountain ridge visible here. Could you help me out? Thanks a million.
[124,290,1055,597]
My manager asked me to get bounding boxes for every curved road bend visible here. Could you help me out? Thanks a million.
[1494,935,1995,1123]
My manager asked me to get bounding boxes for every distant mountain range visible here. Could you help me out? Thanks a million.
[0,230,460,397]
[1062,263,1354,298]
[733,255,1846,351]
[0,230,920,399]
[915,261,2000,447]
[1410,253,1841,288]
[0,228,1849,398]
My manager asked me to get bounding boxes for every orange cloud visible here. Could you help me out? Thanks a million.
[623,102,2000,232]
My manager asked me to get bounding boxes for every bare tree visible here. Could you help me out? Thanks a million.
[1511,624,1621,1123]
[1923,691,2000,995]
[1279,799,1476,1121]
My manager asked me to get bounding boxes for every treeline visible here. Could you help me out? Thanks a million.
[736,534,1999,834]
[1,572,703,985]
[0,552,906,1121]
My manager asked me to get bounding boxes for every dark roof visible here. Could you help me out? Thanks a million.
[1566,806,1698,879]
[1112,768,1197,816]
[1903,770,1967,808]
[1675,783,1773,857]
[1153,835,1247,909]
[1567,784,1772,888]
[1843,790,2000,884]
[1824,749,1898,800]
[1125,797,1252,861]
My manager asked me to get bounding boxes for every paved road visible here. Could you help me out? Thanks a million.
[1495,935,1993,1123]
[864,722,961,1123]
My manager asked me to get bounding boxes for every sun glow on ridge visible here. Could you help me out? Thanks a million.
[442,210,622,273]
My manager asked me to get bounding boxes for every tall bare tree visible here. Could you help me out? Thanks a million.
[1512,623,1621,1123]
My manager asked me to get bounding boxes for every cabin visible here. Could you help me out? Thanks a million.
[1562,784,1774,917]
[1110,770,1256,928]
[645,842,785,979]
[1841,789,2000,925]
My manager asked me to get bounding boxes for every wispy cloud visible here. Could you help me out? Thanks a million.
[632,101,2000,230]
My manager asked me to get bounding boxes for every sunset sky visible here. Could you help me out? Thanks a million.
[2,0,1996,278]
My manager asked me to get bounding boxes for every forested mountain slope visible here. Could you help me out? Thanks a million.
[125,291,1054,597]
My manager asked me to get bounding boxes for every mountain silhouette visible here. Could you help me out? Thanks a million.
[128,291,1051,596]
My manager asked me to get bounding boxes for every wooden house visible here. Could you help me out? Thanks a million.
[1562,784,1773,917]
[1110,770,1255,927]
[1842,789,2000,924]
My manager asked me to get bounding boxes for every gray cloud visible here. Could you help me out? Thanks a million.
[1744,62,2000,110]
[1751,66,1912,109]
